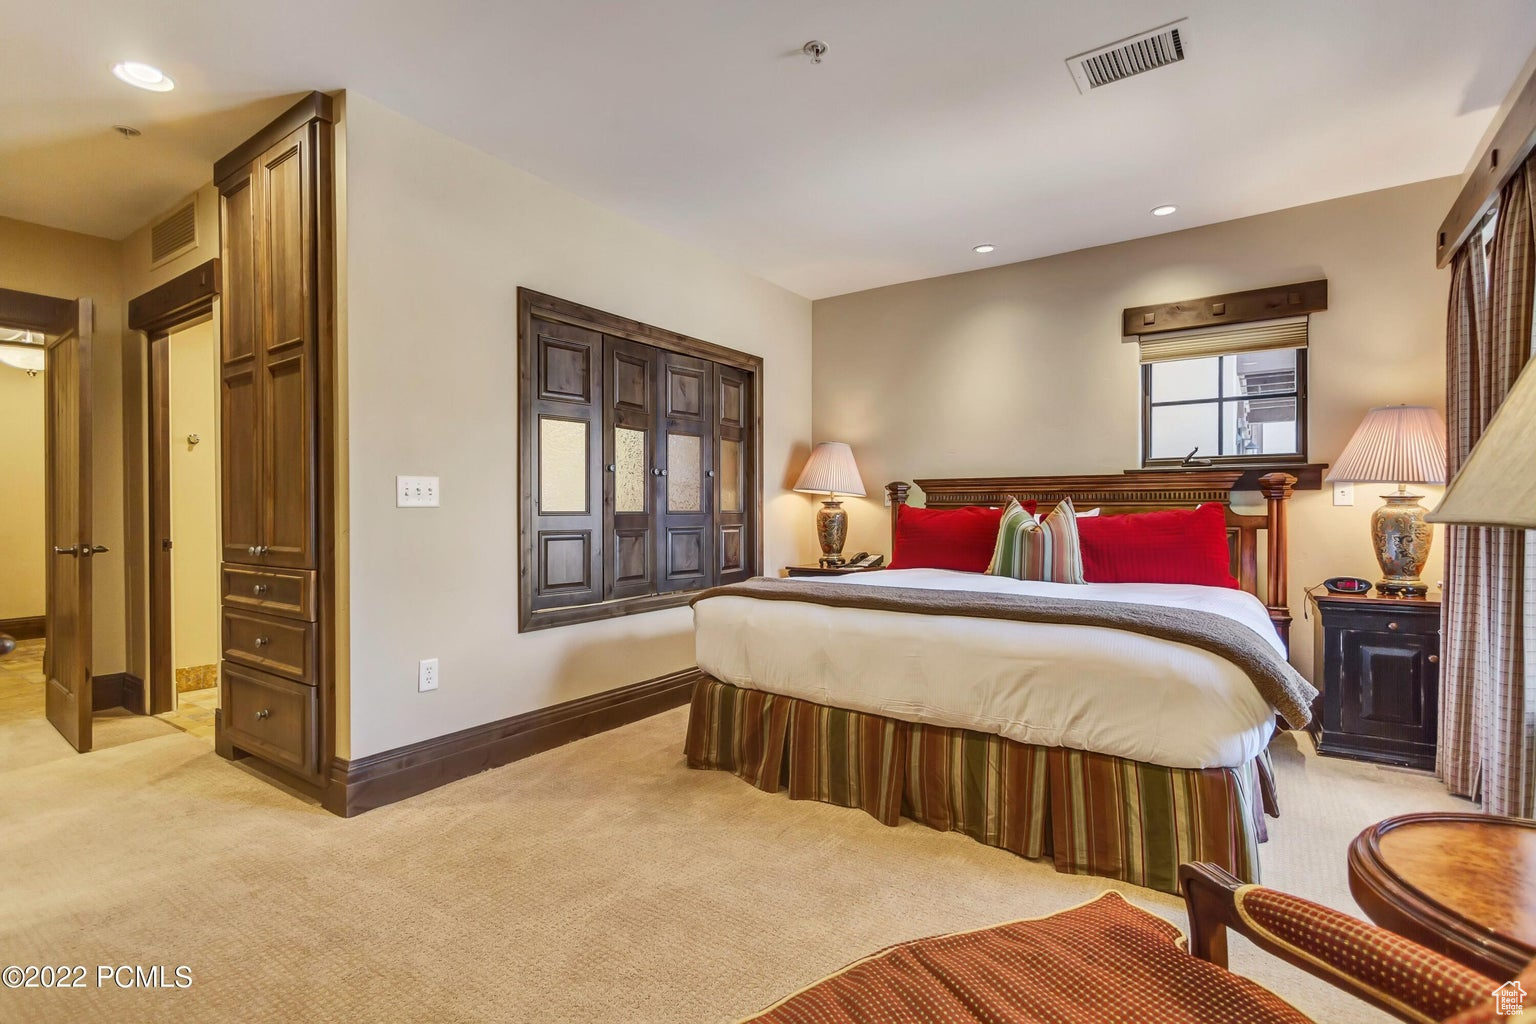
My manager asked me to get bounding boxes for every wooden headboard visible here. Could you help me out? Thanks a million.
[886,471,1297,644]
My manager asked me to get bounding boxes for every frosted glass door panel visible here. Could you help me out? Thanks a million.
[667,433,702,512]
[720,439,743,513]
[615,427,647,513]
[539,416,588,513]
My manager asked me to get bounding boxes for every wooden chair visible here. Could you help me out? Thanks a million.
[1182,863,1513,1024]
[740,863,1517,1023]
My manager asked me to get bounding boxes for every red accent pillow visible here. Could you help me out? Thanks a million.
[889,502,1034,573]
[1076,502,1240,588]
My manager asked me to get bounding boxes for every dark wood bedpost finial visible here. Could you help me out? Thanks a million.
[886,482,910,554]
[1258,472,1296,647]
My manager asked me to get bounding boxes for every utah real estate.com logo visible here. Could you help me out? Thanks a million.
[1494,980,1527,1017]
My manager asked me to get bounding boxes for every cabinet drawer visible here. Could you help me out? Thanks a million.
[222,608,315,683]
[1327,606,1440,637]
[222,565,316,621]
[222,662,317,777]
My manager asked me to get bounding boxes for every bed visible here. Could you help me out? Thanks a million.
[684,470,1309,894]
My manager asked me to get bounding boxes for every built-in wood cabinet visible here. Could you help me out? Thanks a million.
[213,93,335,790]
[519,290,762,631]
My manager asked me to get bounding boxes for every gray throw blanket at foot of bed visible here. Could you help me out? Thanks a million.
[693,578,1318,729]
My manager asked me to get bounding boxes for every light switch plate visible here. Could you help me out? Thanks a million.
[1332,482,1355,507]
[396,475,440,508]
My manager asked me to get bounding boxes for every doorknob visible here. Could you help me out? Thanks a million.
[53,545,79,557]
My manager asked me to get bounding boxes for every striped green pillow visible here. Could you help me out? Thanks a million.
[986,497,1086,584]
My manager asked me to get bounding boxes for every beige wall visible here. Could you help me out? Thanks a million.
[0,216,127,674]
[0,364,46,620]
[341,93,814,758]
[812,177,1460,680]
[167,320,221,672]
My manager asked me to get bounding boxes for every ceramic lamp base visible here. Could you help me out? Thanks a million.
[1372,491,1433,598]
[816,499,848,565]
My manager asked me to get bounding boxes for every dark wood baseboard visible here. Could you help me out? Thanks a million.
[92,672,144,712]
[0,615,46,641]
[322,666,700,817]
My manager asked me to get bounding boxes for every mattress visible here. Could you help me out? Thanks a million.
[693,568,1283,769]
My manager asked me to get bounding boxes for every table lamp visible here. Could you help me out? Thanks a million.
[793,442,866,566]
[1325,405,1448,596]
[1427,358,1536,530]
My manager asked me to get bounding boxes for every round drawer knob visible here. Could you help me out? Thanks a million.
[255,709,270,720]
[247,546,258,556]
[254,636,270,647]
[1429,654,1440,664]
[1387,622,1399,631]
[253,584,268,596]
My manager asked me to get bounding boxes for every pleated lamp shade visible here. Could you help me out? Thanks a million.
[793,442,866,497]
[1428,359,1536,529]
[1325,406,1447,485]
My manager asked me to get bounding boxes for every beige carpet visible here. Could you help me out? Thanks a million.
[0,664,1473,1023]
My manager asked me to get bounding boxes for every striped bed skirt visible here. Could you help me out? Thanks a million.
[684,674,1277,895]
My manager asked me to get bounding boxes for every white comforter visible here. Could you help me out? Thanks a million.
[694,568,1284,770]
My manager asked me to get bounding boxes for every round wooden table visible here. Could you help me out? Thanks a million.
[1349,812,1536,980]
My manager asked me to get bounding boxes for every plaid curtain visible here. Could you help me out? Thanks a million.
[1439,162,1536,816]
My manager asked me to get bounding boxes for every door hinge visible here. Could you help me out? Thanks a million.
[161,539,173,551]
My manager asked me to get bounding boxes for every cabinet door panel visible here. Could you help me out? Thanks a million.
[714,364,753,585]
[256,129,317,569]
[605,337,658,599]
[220,175,263,563]
[1339,628,1438,743]
[656,352,713,593]
[525,317,603,613]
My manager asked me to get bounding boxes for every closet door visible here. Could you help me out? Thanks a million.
[220,171,263,565]
[655,351,714,593]
[714,364,753,585]
[255,125,319,570]
[528,317,603,609]
[604,337,658,599]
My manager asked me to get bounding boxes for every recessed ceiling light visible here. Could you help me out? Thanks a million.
[972,243,996,254]
[111,61,174,92]
[1151,204,1178,217]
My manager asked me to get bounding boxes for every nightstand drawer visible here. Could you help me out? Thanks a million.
[1335,607,1439,637]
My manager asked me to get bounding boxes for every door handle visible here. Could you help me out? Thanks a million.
[53,545,79,557]
[80,544,108,557]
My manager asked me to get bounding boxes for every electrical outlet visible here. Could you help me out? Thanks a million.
[396,475,440,508]
[418,658,439,692]
[1332,482,1355,507]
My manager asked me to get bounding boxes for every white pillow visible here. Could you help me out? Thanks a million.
[1075,507,1101,518]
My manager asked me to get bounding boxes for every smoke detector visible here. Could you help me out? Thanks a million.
[1066,19,1188,93]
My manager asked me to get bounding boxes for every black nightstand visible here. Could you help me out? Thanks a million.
[785,562,885,578]
[1309,590,1441,770]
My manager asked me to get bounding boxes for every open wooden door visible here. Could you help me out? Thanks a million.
[44,299,94,752]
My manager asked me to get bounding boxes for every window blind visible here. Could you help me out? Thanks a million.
[1136,315,1309,364]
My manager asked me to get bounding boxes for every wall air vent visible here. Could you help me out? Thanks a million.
[150,198,198,267]
[1066,19,1188,94]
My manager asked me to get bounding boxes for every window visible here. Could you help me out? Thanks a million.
[1139,316,1309,467]
[518,290,760,631]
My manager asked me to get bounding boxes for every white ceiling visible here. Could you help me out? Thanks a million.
[2,0,1532,298]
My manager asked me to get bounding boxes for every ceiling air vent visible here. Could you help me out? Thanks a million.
[150,198,198,267]
[1066,19,1188,93]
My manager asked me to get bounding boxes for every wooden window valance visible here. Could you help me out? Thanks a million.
[1122,280,1328,338]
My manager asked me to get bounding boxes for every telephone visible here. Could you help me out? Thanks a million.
[1323,576,1373,594]
[844,552,885,569]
